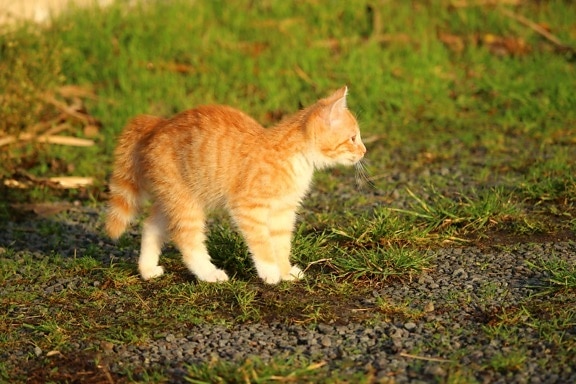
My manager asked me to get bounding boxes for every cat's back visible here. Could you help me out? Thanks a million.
[140,104,267,202]
[140,104,265,160]
[158,104,263,138]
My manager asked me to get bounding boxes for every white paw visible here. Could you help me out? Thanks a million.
[200,269,229,283]
[140,265,164,280]
[282,265,305,281]
[256,262,281,284]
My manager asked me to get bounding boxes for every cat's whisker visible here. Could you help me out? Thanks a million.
[355,159,375,191]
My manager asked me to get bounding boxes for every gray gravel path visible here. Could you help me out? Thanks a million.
[1,205,575,383]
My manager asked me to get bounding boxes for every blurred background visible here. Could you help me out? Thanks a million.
[0,1,574,222]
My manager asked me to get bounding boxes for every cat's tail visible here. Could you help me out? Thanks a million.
[105,115,164,239]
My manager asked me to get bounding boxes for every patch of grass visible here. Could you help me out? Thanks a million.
[487,350,527,374]
[206,222,254,281]
[480,292,576,360]
[0,243,381,350]
[184,357,369,384]
[527,255,576,291]
[0,25,63,138]
[520,147,576,205]
[328,208,434,247]
[376,298,424,323]
[391,187,519,237]
[333,245,430,282]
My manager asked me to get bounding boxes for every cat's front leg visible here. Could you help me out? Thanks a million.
[283,265,305,281]
[231,205,282,284]
[269,204,305,282]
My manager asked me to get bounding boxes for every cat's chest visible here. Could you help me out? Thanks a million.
[286,154,314,198]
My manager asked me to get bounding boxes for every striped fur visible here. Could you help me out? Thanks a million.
[105,87,366,283]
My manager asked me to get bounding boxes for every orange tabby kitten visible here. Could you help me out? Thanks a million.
[105,87,366,284]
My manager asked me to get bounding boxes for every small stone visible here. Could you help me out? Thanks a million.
[452,268,468,279]
[165,334,176,342]
[317,324,332,334]
[404,322,417,331]
[376,370,390,381]
[425,364,447,377]
[424,302,435,312]
[320,336,332,347]
[34,346,42,357]
[100,341,114,352]
[389,326,403,339]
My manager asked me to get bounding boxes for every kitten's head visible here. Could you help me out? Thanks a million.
[306,86,366,168]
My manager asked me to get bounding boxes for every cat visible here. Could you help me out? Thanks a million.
[105,86,366,284]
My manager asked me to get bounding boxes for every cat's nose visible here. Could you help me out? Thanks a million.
[359,142,367,155]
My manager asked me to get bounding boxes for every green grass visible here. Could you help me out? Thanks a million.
[527,254,576,291]
[184,357,370,384]
[390,186,519,235]
[1,0,576,382]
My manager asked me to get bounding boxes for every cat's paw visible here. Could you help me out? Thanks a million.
[140,265,164,280]
[200,269,229,283]
[282,265,305,281]
[256,262,281,284]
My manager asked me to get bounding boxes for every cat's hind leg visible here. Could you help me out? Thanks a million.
[139,204,168,280]
[170,205,228,283]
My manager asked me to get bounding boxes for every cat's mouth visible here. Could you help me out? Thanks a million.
[346,153,365,165]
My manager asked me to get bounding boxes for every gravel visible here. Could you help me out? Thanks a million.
[2,205,576,383]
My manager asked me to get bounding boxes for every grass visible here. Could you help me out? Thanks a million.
[184,358,367,384]
[527,254,576,291]
[390,186,519,235]
[1,0,576,382]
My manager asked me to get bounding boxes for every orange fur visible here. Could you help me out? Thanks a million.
[106,87,366,283]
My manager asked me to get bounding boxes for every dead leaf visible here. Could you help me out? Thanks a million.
[49,176,94,188]
[83,124,100,138]
[146,61,196,74]
[57,85,96,99]
[3,175,93,189]
[10,202,74,217]
[450,0,521,7]
[481,34,530,56]
[438,32,465,52]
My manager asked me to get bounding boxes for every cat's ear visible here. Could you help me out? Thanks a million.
[328,86,348,109]
[323,86,348,126]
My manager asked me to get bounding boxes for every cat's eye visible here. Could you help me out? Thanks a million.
[350,135,357,143]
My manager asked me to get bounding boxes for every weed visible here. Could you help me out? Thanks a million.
[391,187,519,236]
[333,245,430,282]
[527,255,576,291]
[376,298,423,323]
[184,357,364,384]
[488,351,527,374]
